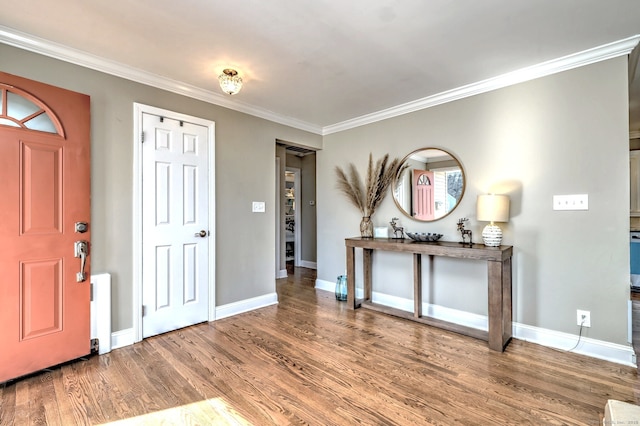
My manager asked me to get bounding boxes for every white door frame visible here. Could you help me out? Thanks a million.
[132,103,216,343]
[275,157,286,278]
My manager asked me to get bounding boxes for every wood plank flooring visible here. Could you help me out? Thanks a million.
[2,267,640,425]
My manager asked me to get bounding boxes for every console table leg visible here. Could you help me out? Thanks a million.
[502,257,513,347]
[346,246,356,309]
[488,259,505,351]
[363,248,373,303]
[414,253,422,318]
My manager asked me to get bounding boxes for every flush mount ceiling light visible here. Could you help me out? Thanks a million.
[218,68,243,95]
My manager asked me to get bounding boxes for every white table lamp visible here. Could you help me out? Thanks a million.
[477,194,510,247]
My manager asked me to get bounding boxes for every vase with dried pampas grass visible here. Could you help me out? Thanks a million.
[335,153,407,238]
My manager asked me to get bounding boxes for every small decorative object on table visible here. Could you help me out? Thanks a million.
[335,275,347,301]
[406,232,443,242]
[456,218,473,247]
[374,226,389,238]
[389,217,404,239]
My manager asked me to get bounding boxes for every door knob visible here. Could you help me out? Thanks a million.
[195,230,208,237]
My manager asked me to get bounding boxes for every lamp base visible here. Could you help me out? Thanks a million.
[482,224,502,247]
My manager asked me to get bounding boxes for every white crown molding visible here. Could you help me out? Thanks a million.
[323,35,640,135]
[0,25,323,135]
[1,25,637,138]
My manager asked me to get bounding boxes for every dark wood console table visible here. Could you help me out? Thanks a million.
[345,237,513,352]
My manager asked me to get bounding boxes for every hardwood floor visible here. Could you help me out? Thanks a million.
[2,267,639,425]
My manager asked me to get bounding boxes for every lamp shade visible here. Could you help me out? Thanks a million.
[477,194,510,223]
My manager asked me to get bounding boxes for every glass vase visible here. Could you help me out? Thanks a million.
[360,216,373,238]
[335,275,347,301]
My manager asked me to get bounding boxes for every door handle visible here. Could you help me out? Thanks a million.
[194,230,208,238]
[74,240,89,282]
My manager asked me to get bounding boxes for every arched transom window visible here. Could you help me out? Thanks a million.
[0,83,63,136]
[417,174,431,186]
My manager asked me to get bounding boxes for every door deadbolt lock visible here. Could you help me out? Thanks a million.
[75,222,89,233]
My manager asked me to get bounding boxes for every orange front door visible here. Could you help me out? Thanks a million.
[413,169,434,220]
[0,72,91,382]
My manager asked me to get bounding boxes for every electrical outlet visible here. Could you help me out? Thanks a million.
[576,309,591,327]
[553,194,589,211]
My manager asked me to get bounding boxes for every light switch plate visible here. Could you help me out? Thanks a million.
[252,201,265,213]
[553,194,588,211]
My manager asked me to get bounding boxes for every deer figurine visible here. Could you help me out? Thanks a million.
[390,217,404,239]
[456,218,473,247]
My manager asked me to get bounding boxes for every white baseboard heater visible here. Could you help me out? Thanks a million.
[90,273,112,355]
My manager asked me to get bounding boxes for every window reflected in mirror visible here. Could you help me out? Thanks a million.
[392,148,465,222]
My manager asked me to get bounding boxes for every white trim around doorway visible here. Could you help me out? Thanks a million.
[286,167,301,267]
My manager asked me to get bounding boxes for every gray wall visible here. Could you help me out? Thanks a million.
[0,44,322,332]
[318,57,630,344]
[1,42,631,347]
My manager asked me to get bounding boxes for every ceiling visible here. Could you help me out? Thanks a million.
[2,1,640,135]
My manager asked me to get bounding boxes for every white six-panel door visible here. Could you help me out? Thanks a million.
[141,112,210,338]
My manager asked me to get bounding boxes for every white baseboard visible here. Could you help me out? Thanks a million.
[314,283,636,366]
[513,323,636,367]
[215,292,279,320]
[276,269,288,279]
[299,260,317,269]
[371,291,488,331]
[107,292,279,351]
[316,280,486,330]
[315,278,335,292]
[111,328,135,350]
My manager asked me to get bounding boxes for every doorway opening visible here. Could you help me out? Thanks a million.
[285,168,301,274]
[275,141,317,278]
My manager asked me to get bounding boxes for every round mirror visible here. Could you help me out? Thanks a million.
[392,148,465,221]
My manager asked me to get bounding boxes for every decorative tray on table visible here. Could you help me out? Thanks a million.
[405,232,443,242]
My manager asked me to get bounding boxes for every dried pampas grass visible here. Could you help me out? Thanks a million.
[335,153,406,218]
